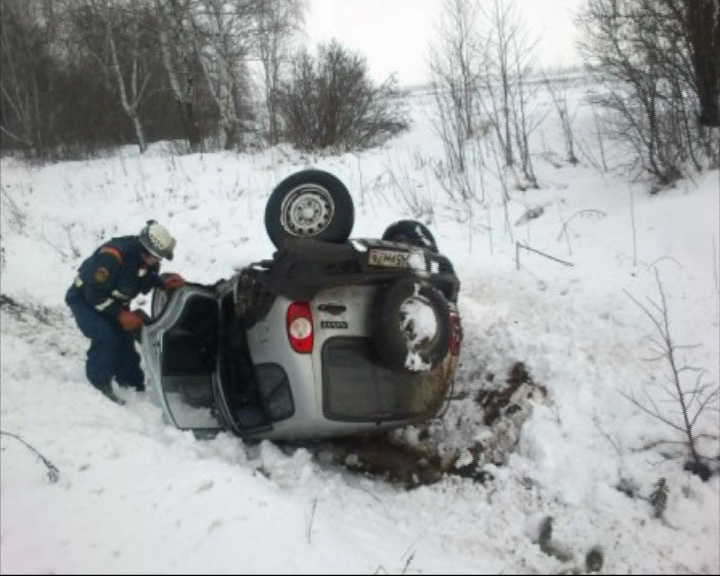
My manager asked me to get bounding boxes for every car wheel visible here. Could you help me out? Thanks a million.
[372,277,452,373]
[382,220,438,253]
[265,169,355,248]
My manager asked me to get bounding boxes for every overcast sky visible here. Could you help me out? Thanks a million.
[305,0,584,86]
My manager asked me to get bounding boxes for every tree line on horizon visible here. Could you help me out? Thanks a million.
[0,0,407,159]
[428,0,718,192]
[1,0,717,191]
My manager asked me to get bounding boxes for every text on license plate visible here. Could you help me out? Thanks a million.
[368,249,409,268]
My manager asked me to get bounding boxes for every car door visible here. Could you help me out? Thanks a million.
[140,286,227,433]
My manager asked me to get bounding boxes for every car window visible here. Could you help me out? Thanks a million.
[322,337,440,421]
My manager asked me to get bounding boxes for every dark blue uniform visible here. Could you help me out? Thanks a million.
[65,236,162,392]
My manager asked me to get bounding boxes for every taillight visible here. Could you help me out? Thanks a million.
[286,302,313,353]
[449,310,462,356]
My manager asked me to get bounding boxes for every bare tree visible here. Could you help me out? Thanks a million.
[427,0,491,245]
[577,0,718,187]
[154,0,202,150]
[2,0,279,155]
[106,0,153,152]
[509,25,540,187]
[0,0,59,156]
[69,0,159,153]
[426,0,539,248]
[477,0,516,168]
[681,0,719,128]
[429,0,485,144]
[479,0,539,187]
[254,0,305,145]
[542,74,579,165]
[277,48,315,150]
[623,269,717,480]
[277,40,408,152]
[428,0,486,187]
[188,0,259,150]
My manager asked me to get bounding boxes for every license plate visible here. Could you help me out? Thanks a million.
[368,249,409,268]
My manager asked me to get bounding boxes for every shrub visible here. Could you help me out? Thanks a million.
[277,40,408,152]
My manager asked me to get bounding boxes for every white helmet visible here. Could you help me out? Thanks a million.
[139,220,176,261]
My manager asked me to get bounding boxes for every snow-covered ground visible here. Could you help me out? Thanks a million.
[1,77,718,574]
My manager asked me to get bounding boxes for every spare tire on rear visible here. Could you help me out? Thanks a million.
[371,277,451,373]
[265,169,355,249]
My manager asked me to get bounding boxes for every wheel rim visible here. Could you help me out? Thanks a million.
[280,184,334,238]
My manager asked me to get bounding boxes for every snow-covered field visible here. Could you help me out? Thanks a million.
[1,78,718,574]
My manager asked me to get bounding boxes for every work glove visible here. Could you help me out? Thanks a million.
[161,272,186,291]
[117,308,145,332]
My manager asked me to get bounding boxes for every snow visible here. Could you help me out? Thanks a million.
[1,77,718,575]
[401,282,439,371]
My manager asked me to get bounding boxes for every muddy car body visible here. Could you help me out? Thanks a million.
[140,170,462,440]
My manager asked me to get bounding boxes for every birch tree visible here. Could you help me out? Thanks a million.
[71,0,158,153]
[107,0,152,152]
[254,0,305,145]
[189,0,259,150]
[0,0,57,156]
[155,0,202,150]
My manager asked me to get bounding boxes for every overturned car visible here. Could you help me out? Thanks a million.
[140,169,462,440]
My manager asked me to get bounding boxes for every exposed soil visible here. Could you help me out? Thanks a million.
[281,362,549,489]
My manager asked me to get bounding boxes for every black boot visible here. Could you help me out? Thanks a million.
[116,380,145,392]
[95,382,125,405]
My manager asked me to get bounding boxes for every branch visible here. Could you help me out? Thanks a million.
[691,389,719,428]
[624,268,715,476]
[619,390,685,433]
[555,209,606,241]
[0,123,32,147]
[0,430,59,483]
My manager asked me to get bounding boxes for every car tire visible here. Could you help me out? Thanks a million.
[265,169,355,248]
[382,220,438,253]
[372,277,452,373]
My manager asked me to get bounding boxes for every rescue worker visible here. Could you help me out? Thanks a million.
[65,220,186,404]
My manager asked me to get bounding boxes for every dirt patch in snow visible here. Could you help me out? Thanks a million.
[288,362,549,488]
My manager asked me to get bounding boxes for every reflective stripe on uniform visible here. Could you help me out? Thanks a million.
[111,289,130,300]
[138,268,148,277]
[100,246,123,264]
[95,298,114,312]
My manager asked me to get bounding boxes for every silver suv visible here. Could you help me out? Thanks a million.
[140,170,462,440]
